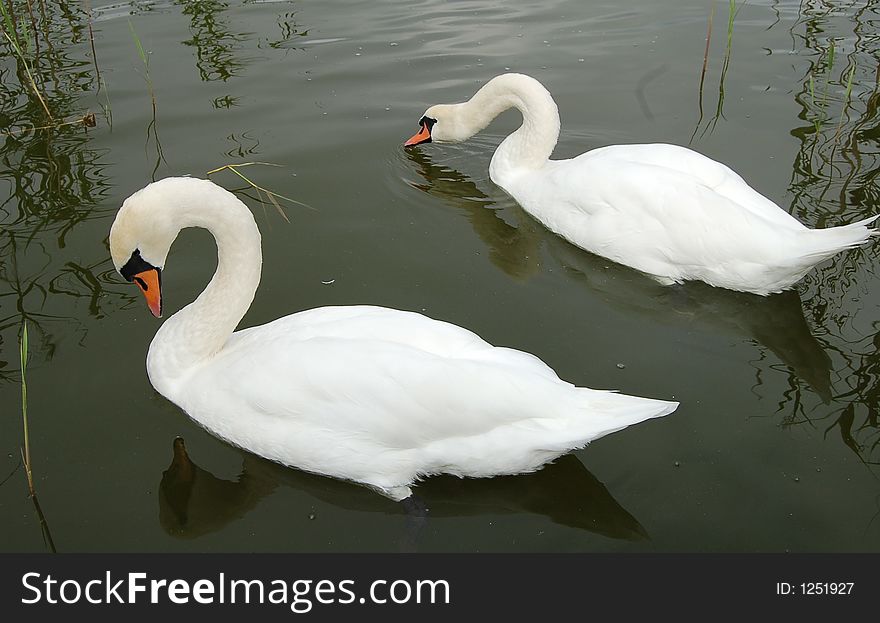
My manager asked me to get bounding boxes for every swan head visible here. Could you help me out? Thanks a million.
[404,105,472,146]
[110,178,206,318]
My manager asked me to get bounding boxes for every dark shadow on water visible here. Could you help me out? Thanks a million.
[402,149,833,403]
[159,437,649,544]
[404,146,543,281]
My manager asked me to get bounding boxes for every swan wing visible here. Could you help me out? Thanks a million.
[178,306,673,486]
[570,143,805,229]
[195,305,572,443]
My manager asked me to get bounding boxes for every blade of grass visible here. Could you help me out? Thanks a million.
[820,39,835,112]
[25,0,39,60]
[19,319,57,553]
[128,20,156,110]
[809,73,821,133]
[129,20,166,175]
[128,19,156,112]
[20,321,32,495]
[1,0,17,46]
[223,166,291,222]
[31,493,57,552]
[207,162,317,219]
[833,62,857,142]
[828,39,836,73]
[129,19,149,71]
[84,0,101,79]
[99,74,113,128]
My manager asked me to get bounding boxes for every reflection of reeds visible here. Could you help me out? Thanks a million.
[716,0,739,116]
[692,0,741,140]
[696,6,714,115]
[778,2,880,465]
[83,0,100,83]
[691,5,715,143]
[0,3,127,385]
[807,43,854,145]
[175,0,247,81]
[0,1,52,120]
[83,0,111,127]
[0,112,96,138]
[0,1,101,135]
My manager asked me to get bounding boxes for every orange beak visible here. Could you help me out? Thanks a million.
[404,123,432,147]
[132,268,163,318]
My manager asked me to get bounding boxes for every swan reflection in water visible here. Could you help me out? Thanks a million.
[159,437,648,544]
[401,148,833,402]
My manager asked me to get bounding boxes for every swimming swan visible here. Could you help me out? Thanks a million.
[109,177,677,500]
[404,73,876,295]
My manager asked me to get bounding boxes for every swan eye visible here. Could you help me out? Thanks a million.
[419,116,437,130]
[120,248,156,282]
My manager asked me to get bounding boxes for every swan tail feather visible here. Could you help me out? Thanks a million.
[545,391,678,450]
[798,215,878,261]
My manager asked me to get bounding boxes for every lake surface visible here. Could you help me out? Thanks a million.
[1,0,879,552]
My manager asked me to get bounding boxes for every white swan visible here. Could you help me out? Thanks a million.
[109,177,677,500]
[404,73,877,295]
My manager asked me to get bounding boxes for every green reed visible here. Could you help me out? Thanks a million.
[128,19,156,112]
[19,320,33,495]
[129,20,166,176]
[18,319,57,552]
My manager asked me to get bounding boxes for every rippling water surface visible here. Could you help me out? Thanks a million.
[1,0,880,552]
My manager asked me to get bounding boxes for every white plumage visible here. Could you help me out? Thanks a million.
[109,177,677,500]
[405,73,876,295]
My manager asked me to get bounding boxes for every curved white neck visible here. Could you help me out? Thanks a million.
[457,74,560,181]
[147,186,262,396]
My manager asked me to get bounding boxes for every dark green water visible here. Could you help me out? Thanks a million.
[1,0,879,552]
